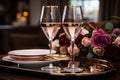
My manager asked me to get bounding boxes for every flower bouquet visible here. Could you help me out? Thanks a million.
[51,18,120,60]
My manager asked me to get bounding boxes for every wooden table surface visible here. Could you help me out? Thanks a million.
[0,54,120,80]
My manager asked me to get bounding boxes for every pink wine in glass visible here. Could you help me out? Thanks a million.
[40,22,61,41]
[63,22,82,41]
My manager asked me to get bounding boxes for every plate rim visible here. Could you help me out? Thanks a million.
[2,56,59,64]
[8,49,56,56]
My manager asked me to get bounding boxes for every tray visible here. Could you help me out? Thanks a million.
[0,57,116,77]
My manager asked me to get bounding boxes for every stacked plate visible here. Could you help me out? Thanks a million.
[2,49,56,64]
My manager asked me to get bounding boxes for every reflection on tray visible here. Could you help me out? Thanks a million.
[51,58,115,76]
[0,57,116,76]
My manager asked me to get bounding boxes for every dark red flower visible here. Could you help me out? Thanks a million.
[59,33,70,46]
[59,33,84,46]
[104,44,120,57]
[75,33,84,44]
[86,22,98,30]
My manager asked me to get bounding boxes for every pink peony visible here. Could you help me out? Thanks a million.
[113,36,120,48]
[93,46,105,56]
[67,44,80,56]
[91,29,111,47]
[81,37,91,47]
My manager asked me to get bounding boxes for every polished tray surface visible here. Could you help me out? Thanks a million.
[0,57,116,76]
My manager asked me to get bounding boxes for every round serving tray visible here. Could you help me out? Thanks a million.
[0,57,116,77]
[42,58,116,76]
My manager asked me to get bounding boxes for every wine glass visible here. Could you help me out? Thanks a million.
[40,6,61,72]
[62,5,84,73]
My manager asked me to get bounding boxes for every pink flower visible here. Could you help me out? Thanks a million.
[113,28,120,36]
[80,27,89,35]
[113,36,120,48]
[81,37,91,47]
[67,44,80,56]
[59,46,68,55]
[51,39,60,51]
[91,29,111,47]
[93,47,105,56]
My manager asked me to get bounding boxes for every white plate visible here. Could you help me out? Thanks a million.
[2,56,59,65]
[8,49,56,56]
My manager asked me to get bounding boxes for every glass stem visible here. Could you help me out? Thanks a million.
[71,40,75,66]
[49,39,53,68]
[49,39,52,55]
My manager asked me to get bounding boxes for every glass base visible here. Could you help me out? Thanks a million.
[64,64,83,73]
[41,63,61,72]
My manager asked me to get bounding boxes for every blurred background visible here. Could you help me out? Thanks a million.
[0,0,120,25]
[0,0,120,54]
[0,0,100,26]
